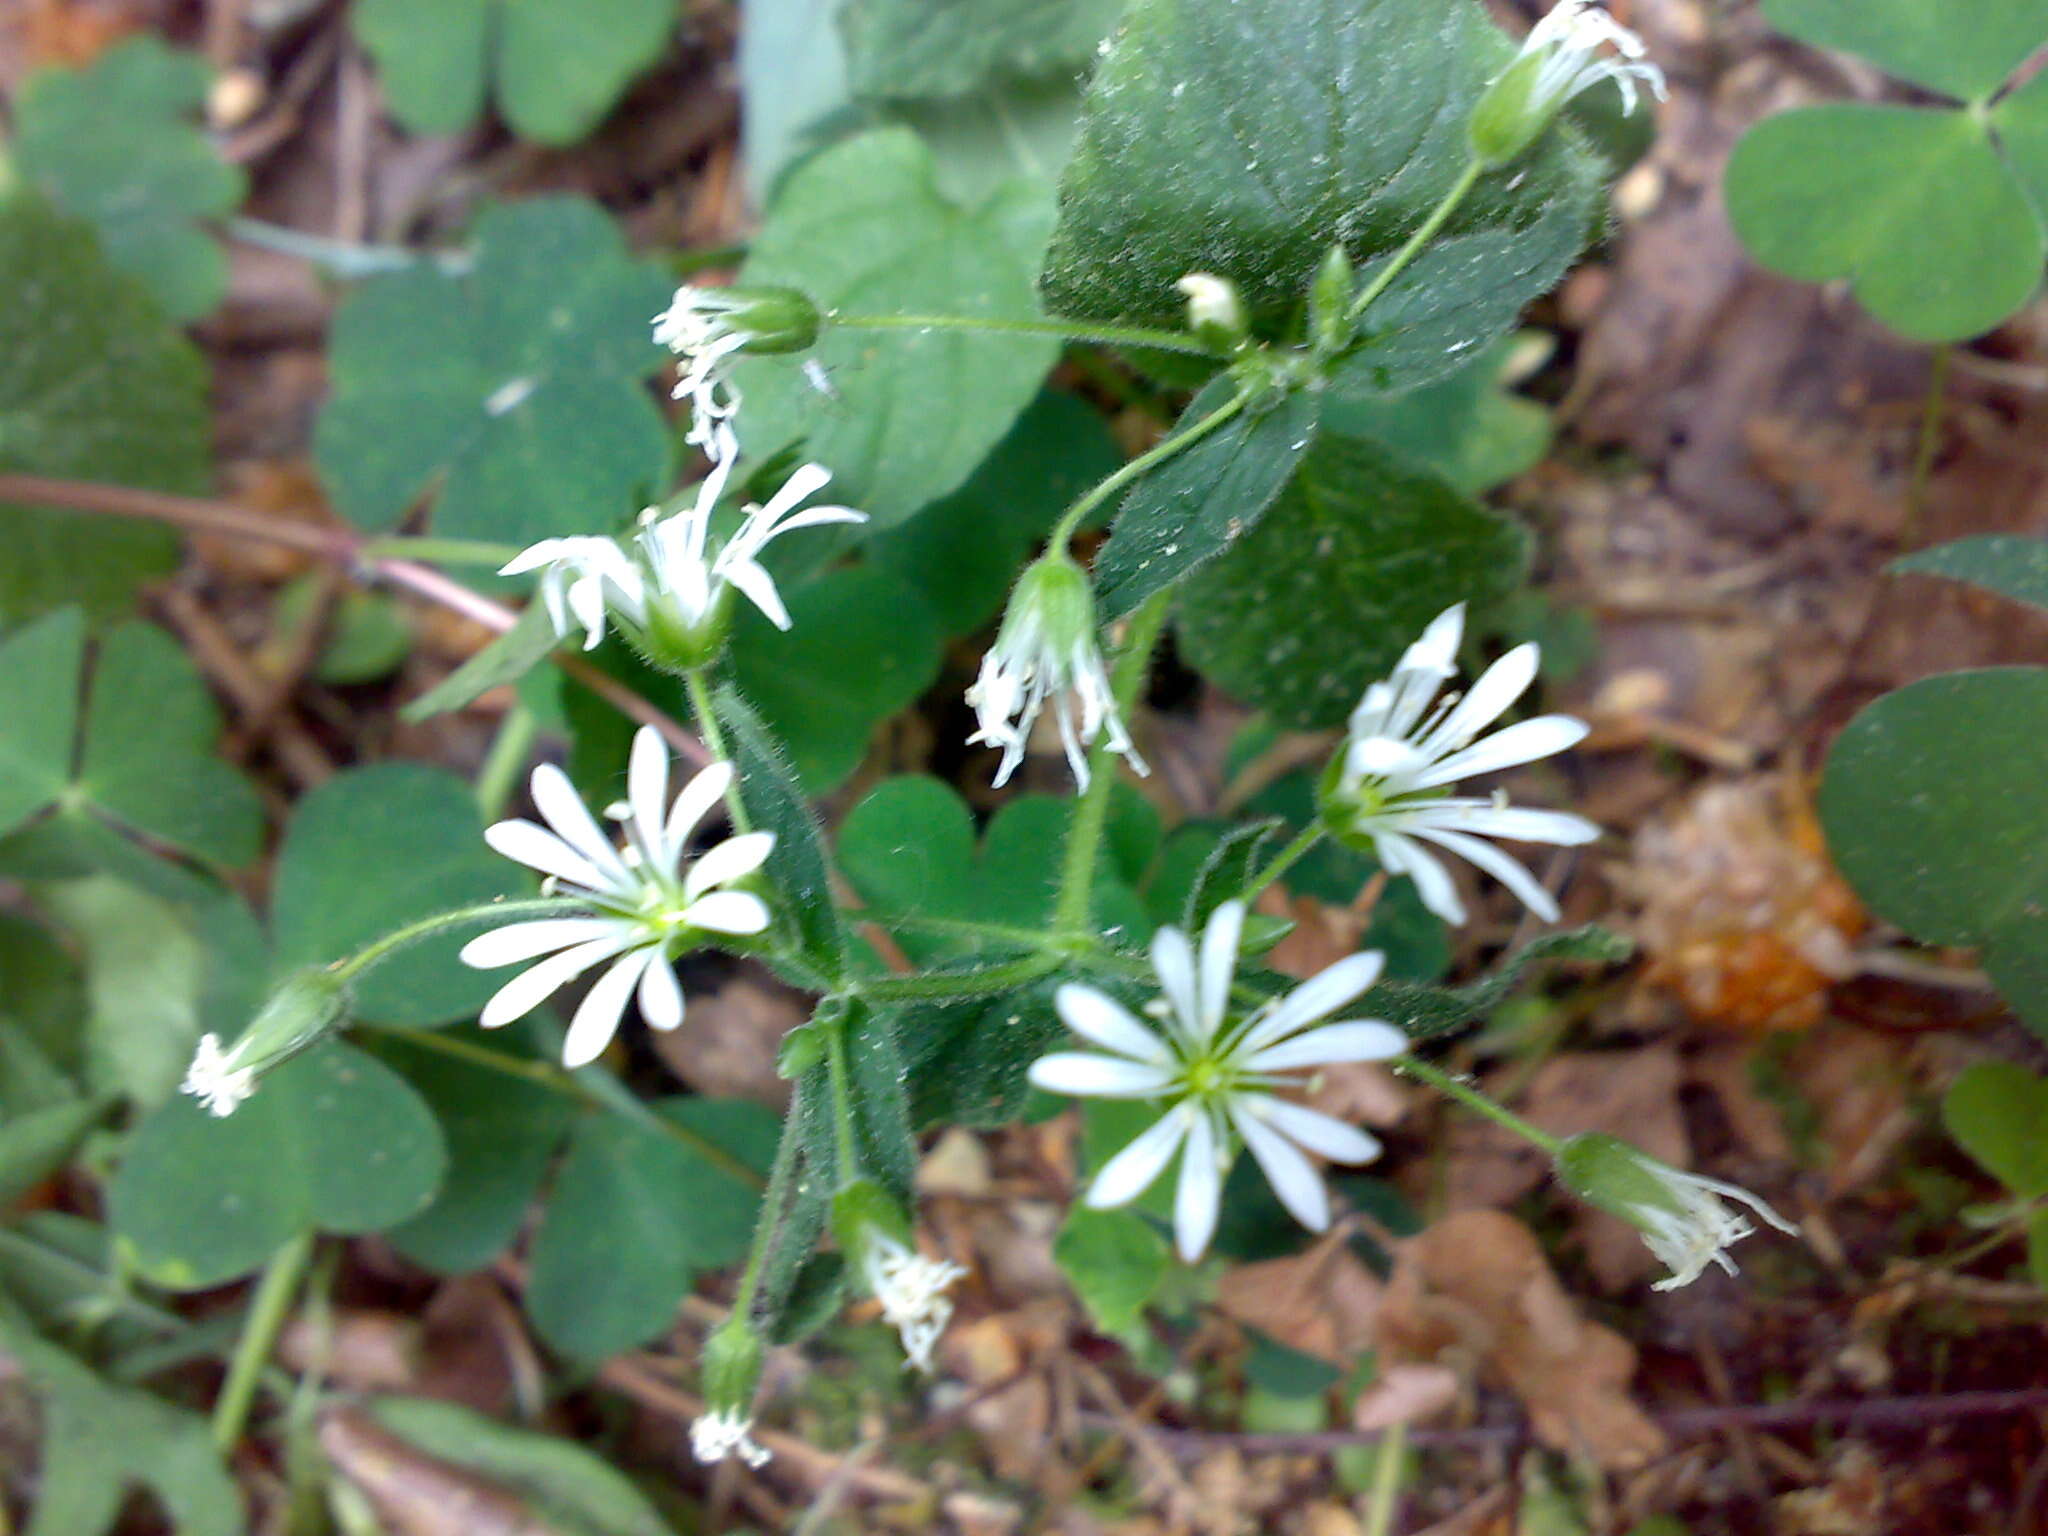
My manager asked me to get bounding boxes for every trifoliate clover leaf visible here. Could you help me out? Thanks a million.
[14,37,245,320]
[352,0,677,146]
[314,197,673,547]
[0,194,209,626]
[838,0,1121,102]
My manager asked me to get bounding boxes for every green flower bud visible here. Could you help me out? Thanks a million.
[775,1022,826,1080]
[1555,1133,1798,1290]
[180,967,353,1117]
[1308,244,1357,356]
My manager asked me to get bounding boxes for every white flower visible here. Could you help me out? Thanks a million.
[654,287,753,459]
[1027,902,1408,1262]
[690,1409,771,1469]
[1324,604,1599,926]
[462,726,775,1067]
[497,535,643,652]
[181,1033,255,1117]
[966,553,1143,790]
[861,1229,968,1372]
[1556,1133,1800,1290]
[632,460,865,638]
[1513,0,1666,118]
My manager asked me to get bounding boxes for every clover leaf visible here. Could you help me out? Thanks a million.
[315,197,673,547]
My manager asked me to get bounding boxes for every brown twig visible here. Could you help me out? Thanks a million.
[153,585,337,790]
[0,473,707,764]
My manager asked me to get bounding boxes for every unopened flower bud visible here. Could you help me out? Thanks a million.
[1555,1133,1798,1290]
[180,967,352,1117]
[1175,272,1249,350]
[1468,0,1665,169]
[690,1314,770,1467]
[1308,244,1357,356]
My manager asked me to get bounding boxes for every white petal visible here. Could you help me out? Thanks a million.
[665,761,735,851]
[478,936,632,1028]
[1084,1104,1191,1212]
[1417,644,1538,760]
[484,819,608,891]
[1247,1095,1383,1164]
[1379,831,1465,925]
[1415,715,1588,789]
[1243,1019,1409,1071]
[1149,924,1202,1043]
[1235,950,1385,1055]
[1406,802,1600,846]
[720,556,792,631]
[563,949,657,1067]
[756,504,865,538]
[1028,1052,1175,1099]
[638,954,686,1030]
[684,831,775,901]
[1054,984,1171,1064]
[757,461,833,519]
[1408,825,1561,922]
[530,764,630,882]
[459,917,626,968]
[627,726,672,864]
[1173,1111,1223,1262]
[1197,901,1244,1040]
[681,890,772,935]
[1230,1100,1329,1232]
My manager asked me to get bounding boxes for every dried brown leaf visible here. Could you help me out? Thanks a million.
[1213,1228,1383,1366]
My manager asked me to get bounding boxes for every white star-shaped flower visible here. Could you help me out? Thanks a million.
[1028,902,1408,1262]
[462,726,775,1067]
[1324,603,1600,926]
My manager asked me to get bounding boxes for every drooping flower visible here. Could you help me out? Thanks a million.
[178,967,352,1117]
[462,726,775,1067]
[1028,901,1407,1262]
[690,1409,771,1469]
[1470,0,1667,167]
[861,1229,969,1372]
[182,1034,256,1117]
[966,551,1142,790]
[1319,603,1599,927]
[1555,1133,1800,1290]
[652,283,820,459]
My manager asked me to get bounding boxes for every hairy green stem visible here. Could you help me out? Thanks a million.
[1235,822,1326,910]
[860,952,1064,1001]
[1397,1056,1563,1155]
[1347,159,1484,326]
[327,899,582,984]
[211,1232,313,1453]
[1053,590,1174,933]
[684,669,752,834]
[823,1018,861,1183]
[1049,391,1249,552]
[828,311,1222,359]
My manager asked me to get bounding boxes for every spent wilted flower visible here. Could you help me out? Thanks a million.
[1555,1133,1800,1290]
[690,1314,771,1467]
[653,283,820,459]
[463,726,774,1067]
[1470,0,1666,166]
[1319,603,1599,926]
[178,967,351,1118]
[1029,901,1407,1262]
[967,551,1142,790]
[182,1033,256,1117]
[690,1409,771,1468]
[862,1229,969,1372]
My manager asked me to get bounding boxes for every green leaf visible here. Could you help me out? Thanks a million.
[315,197,673,546]
[274,577,415,684]
[0,1098,107,1209]
[844,999,921,1201]
[2030,1207,2048,1292]
[1942,1062,2048,1199]
[524,1098,774,1358]
[1323,338,1552,496]
[109,1040,447,1290]
[0,609,85,839]
[374,1028,579,1274]
[1366,926,1632,1042]
[1994,69,2048,223]
[896,979,1069,1129]
[839,0,1119,100]
[0,194,208,626]
[0,1295,242,1536]
[1092,379,1322,620]
[14,37,245,319]
[1183,818,1282,931]
[37,876,209,1108]
[1053,1204,1169,1333]
[352,0,676,145]
[1725,105,2044,343]
[78,621,265,866]
[1819,668,2048,1036]
[728,564,945,791]
[1894,535,2048,614]
[712,684,849,979]
[364,1396,679,1536]
[271,764,514,1027]
[1761,0,2048,102]
[0,911,86,1077]
[1040,0,1601,356]
[1175,431,1530,729]
[731,128,1060,525]
[867,389,1123,636]
[402,598,560,720]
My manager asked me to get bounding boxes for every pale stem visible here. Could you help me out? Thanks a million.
[1234,822,1326,909]
[1346,159,1485,326]
[827,311,1223,359]
[683,669,752,834]
[211,1232,314,1453]
[1396,1055,1564,1155]
[1047,391,1250,552]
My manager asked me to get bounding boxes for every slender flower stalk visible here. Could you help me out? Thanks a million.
[1029,901,1407,1261]
[462,726,775,1067]
[1555,1133,1800,1290]
[1319,603,1599,926]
